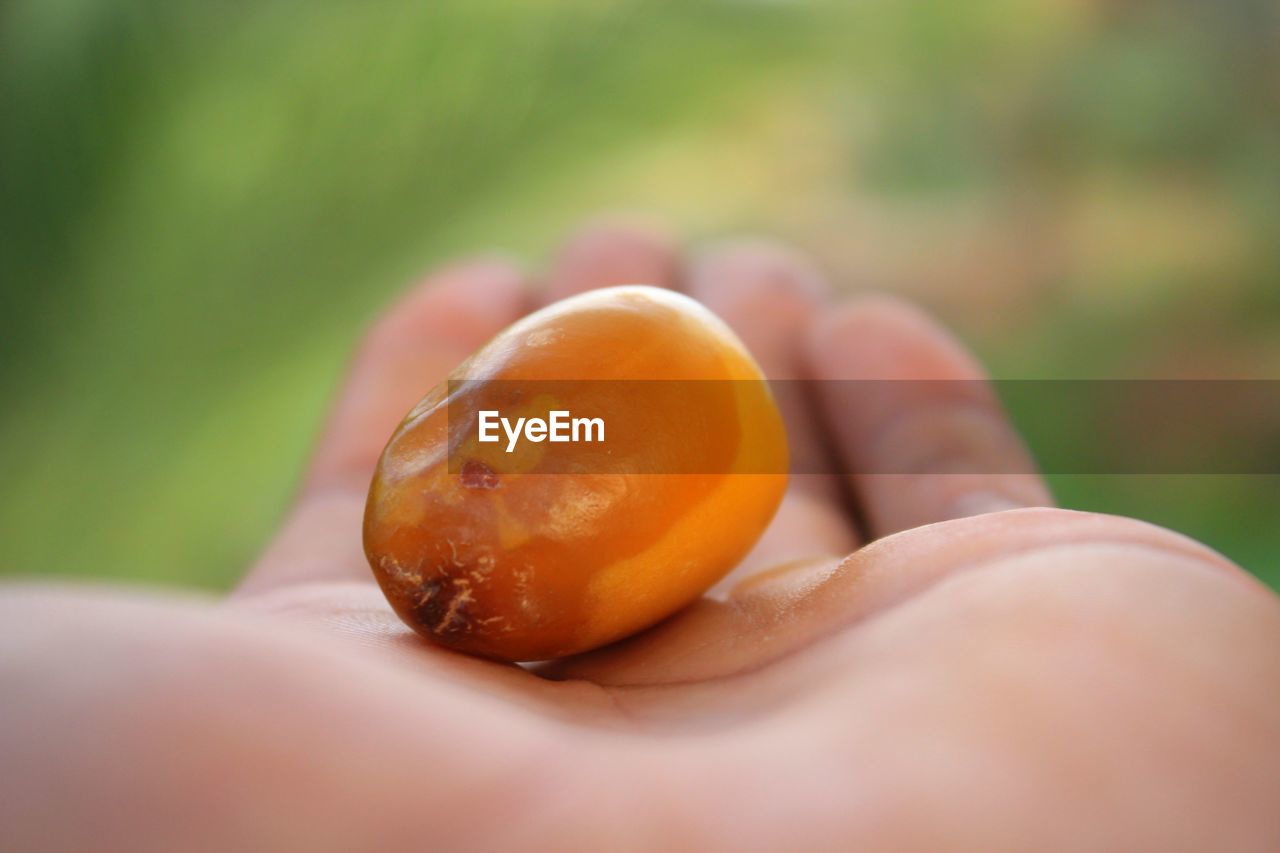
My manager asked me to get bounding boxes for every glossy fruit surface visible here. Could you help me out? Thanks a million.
[363,285,787,661]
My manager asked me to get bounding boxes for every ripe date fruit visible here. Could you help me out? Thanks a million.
[363,286,787,661]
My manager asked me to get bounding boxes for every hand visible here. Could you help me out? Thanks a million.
[4,221,1278,852]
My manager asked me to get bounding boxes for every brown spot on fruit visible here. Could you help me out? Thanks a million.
[460,458,500,489]
[412,576,475,639]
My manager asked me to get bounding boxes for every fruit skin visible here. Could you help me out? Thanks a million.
[363,285,788,661]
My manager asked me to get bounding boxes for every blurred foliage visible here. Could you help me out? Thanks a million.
[1,0,1277,590]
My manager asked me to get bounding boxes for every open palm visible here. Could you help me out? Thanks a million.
[4,222,1278,852]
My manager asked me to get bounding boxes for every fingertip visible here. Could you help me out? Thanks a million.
[807,293,918,343]
[542,216,679,304]
[805,294,986,382]
[369,256,530,354]
[685,238,830,380]
[688,238,830,307]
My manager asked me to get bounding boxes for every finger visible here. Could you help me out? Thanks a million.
[539,217,678,306]
[543,508,1253,687]
[238,259,529,595]
[804,295,1052,539]
[686,240,859,586]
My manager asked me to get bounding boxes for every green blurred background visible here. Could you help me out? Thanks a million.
[2,0,1277,590]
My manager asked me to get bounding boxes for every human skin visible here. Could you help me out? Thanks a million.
[2,221,1278,852]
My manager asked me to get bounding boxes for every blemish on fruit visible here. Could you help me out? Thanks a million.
[460,458,500,489]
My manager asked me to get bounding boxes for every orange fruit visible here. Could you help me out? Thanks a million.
[364,286,787,661]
